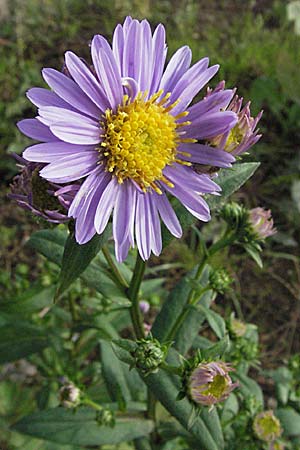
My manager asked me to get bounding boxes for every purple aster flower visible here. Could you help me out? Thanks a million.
[249,207,276,239]
[19,16,238,262]
[207,84,263,155]
[9,154,77,223]
[188,361,238,406]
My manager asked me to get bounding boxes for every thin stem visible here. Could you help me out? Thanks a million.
[127,252,146,339]
[165,231,234,342]
[102,245,129,289]
[82,397,103,411]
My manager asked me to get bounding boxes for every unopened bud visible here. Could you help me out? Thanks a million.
[249,207,276,240]
[59,382,81,408]
[96,408,115,427]
[133,338,167,375]
[253,410,282,443]
[209,268,232,294]
[230,317,247,338]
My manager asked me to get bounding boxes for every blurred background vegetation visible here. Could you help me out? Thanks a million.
[0,0,300,447]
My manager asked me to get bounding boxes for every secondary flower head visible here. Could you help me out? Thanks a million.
[188,361,238,406]
[208,86,263,155]
[59,381,81,408]
[249,207,276,240]
[253,410,282,443]
[9,154,75,223]
[18,16,238,262]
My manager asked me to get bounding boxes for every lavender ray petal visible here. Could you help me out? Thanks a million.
[138,19,152,92]
[27,87,78,111]
[164,164,222,193]
[23,142,96,163]
[115,236,131,263]
[50,121,101,145]
[149,23,166,95]
[38,106,98,127]
[155,193,182,238]
[95,47,123,109]
[178,143,235,168]
[123,19,142,84]
[112,24,125,72]
[159,46,192,94]
[75,173,111,244]
[17,119,56,142]
[148,196,162,256]
[113,180,135,253]
[135,193,151,261]
[185,89,234,122]
[42,68,100,118]
[40,151,98,183]
[182,111,237,139]
[68,167,105,217]
[171,65,219,116]
[164,183,211,222]
[65,51,110,112]
[94,177,118,234]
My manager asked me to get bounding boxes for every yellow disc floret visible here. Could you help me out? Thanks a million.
[99,90,194,194]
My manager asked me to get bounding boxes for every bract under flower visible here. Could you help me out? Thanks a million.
[18,16,240,262]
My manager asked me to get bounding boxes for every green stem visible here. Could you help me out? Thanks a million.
[127,253,146,339]
[165,231,235,342]
[102,245,129,289]
[82,397,103,411]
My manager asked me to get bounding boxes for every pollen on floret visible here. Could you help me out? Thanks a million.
[99,90,195,193]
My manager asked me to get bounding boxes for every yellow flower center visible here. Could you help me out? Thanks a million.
[201,374,228,399]
[99,90,194,194]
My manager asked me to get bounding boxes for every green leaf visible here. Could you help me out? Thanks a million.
[200,408,224,450]
[13,408,154,445]
[100,340,132,408]
[207,163,261,210]
[27,228,67,265]
[27,229,126,302]
[142,370,220,450]
[276,408,300,437]
[234,372,264,406]
[221,393,239,424]
[0,285,55,314]
[201,336,230,360]
[198,306,226,340]
[56,227,111,298]
[0,322,50,363]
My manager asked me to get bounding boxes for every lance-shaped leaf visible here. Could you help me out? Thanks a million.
[207,162,260,210]
[13,407,154,446]
[27,229,127,302]
[56,226,111,298]
[0,322,50,363]
[100,340,132,409]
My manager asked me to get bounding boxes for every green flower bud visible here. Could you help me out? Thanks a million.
[96,408,115,427]
[253,410,282,443]
[209,268,232,294]
[133,337,167,376]
[59,382,81,408]
[229,317,247,338]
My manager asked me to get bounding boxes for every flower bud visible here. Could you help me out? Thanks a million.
[133,338,166,376]
[96,408,115,427]
[229,317,247,338]
[249,207,276,240]
[188,361,238,406]
[208,91,262,156]
[253,410,282,443]
[209,268,232,294]
[139,300,150,314]
[9,156,77,223]
[59,382,81,408]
